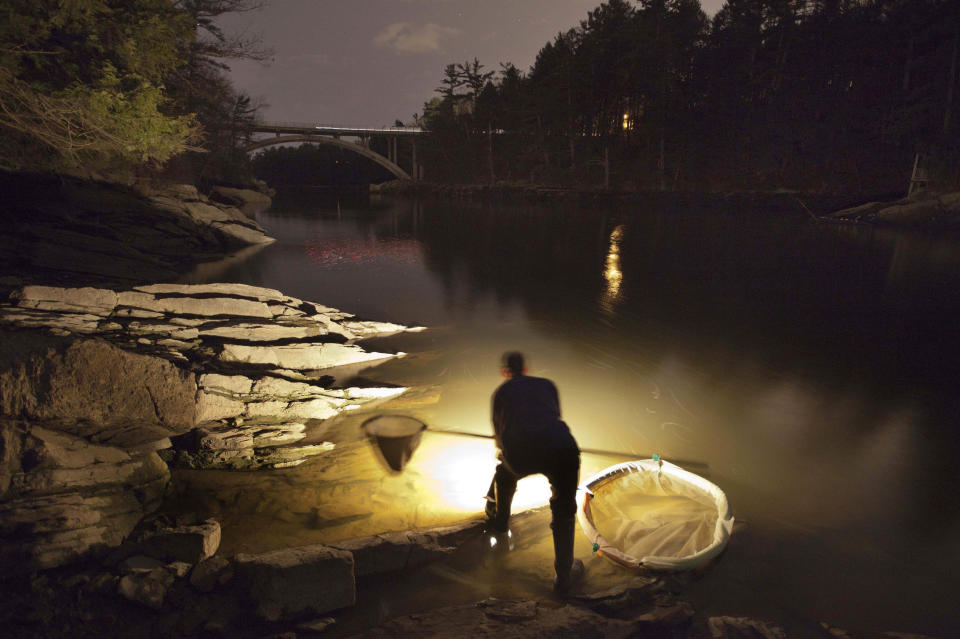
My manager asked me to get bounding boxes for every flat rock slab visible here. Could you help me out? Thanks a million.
[331,530,455,578]
[137,518,221,564]
[218,343,395,371]
[233,545,355,621]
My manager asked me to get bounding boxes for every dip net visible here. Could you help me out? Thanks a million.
[577,459,734,570]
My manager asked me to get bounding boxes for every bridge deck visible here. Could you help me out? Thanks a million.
[252,122,423,136]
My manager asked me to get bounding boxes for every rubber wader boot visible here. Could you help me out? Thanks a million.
[485,473,516,533]
[552,517,584,594]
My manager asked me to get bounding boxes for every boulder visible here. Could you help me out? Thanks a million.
[189,556,233,592]
[137,519,221,564]
[233,545,356,621]
[0,331,197,448]
[117,567,175,610]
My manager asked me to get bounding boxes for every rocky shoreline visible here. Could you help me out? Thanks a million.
[0,171,276,289]
[827,188,960,232]
[377,179,960,234]
[374,179,869,218]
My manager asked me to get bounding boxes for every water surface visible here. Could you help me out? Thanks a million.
[183,190,960,636]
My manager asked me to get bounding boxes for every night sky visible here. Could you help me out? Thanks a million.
[217,0,726,127]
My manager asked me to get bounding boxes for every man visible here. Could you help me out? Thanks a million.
[485,351,584,593]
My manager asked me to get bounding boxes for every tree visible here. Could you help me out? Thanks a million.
[0,0,201,171]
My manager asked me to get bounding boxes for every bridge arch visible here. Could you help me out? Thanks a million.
[244,135,411,180]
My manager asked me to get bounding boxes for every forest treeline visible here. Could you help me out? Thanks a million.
[0,0,263,185]
[417,0,960,193]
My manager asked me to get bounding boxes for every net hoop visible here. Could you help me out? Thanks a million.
[576,458,734,570]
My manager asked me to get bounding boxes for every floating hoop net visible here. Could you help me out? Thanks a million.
[577,459,734,570]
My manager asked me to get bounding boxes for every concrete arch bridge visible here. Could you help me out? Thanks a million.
[245,122,424,181]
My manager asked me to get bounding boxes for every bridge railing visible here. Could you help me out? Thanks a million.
[253,121,424,134]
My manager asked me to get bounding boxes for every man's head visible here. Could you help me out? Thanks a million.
[501,351,526,378]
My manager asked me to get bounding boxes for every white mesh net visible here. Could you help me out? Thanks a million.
[582,461,731,568]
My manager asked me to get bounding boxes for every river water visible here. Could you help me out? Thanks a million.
[183,190,959,636]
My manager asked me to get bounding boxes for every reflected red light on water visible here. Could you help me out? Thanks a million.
[305,236,421,267]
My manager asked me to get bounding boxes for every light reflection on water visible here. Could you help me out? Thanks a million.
[191,193,960,635]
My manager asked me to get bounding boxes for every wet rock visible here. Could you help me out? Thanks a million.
[331,530,455,578]
[117,567,175,610]
[573,576,663,615]
[138,519,221,564]
[233,545,355,621]
[189,556,233,592]
[430,520,487,547]
[708,616,787,639]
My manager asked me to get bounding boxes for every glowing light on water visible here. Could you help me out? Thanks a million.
[414,433,553,513]
[600,225,626,314]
